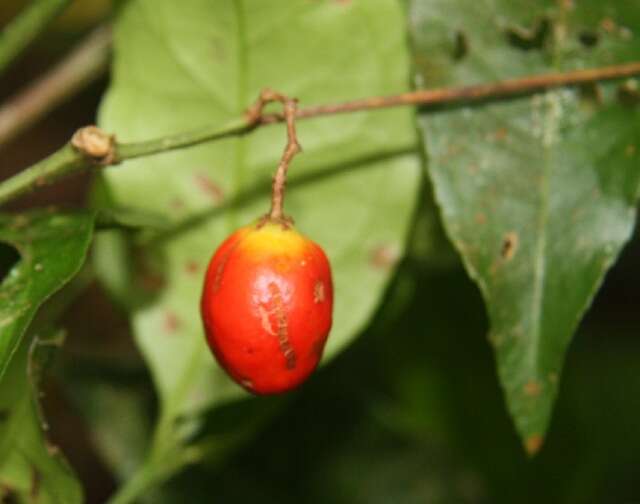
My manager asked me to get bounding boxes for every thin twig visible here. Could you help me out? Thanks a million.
[1,60,640,207]
[262,61,640,123]
[0,25,112,148]
[0,0,72,74]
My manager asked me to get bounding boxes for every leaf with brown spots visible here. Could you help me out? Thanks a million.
[94,0,419,491]
[96,0,419,421]
[411,0,640,452]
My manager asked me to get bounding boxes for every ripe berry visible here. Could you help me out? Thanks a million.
[200,220,333,394]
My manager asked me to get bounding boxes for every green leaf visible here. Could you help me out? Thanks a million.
[97,0,419,421]
[0,211,93,502]
[0,211,95,378]
[0,328,83,504]
[410,0,640,451]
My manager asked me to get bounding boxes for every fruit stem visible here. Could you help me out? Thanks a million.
[246,89,301,223]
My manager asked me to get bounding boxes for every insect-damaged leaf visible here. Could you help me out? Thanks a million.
[410,0,640,452]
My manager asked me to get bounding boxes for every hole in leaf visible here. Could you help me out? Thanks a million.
[578,29,599,48]
[0,241,21,286]
[452,30,469,60]
[505,17,551,51]
[501,231,519,261]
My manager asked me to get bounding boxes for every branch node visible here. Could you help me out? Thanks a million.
[71,126,117,165]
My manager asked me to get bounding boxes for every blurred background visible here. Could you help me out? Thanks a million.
[1,1,640,503]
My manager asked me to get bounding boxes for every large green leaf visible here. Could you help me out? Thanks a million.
[410,0,640,451]
[0,211,95,378]
[97,0,420,421]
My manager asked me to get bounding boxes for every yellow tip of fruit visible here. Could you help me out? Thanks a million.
[239,221,308,257]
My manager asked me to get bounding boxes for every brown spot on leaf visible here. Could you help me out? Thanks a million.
[185,260,200,275]
[133,249,165,292]
[525,435,544,455]
[313,281,325,303]
[501,231,519,261]
[600,17,617,33]
[489,127,508,142]
[474,213,487,225]
[369,244,400,270]
[164,311,180,334]
[170,198,185,211]
[139,271,165,292]
[524,380,541,397]
[194,174,225,204]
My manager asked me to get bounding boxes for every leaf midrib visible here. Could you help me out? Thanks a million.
[527,13,567,381]
[528,94,552,379]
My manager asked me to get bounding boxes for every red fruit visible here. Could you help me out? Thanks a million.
[200,220,333,394]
